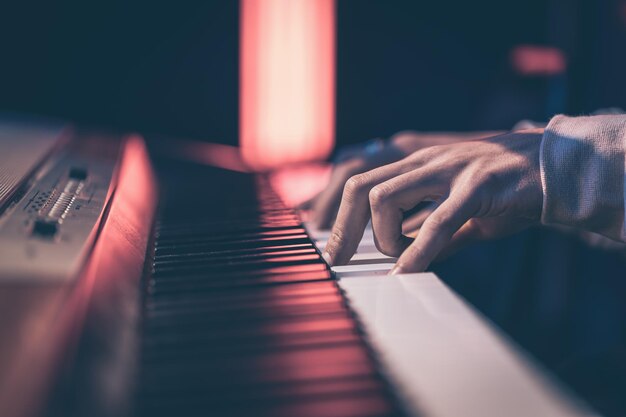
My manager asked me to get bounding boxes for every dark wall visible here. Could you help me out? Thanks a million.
[2,1,623,149]
[0,1,239,143]
[335,0,549,144]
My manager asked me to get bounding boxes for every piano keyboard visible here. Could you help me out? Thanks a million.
[138,161,595,417]
[137,165,407,417]
[304,223,596,417]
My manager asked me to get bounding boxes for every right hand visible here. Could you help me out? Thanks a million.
[322,129,544,272]
[303,130,501,229]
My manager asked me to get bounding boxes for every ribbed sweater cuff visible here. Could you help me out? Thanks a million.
[540,114,626,241]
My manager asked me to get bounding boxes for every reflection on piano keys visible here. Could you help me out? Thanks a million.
[137,168,407,417]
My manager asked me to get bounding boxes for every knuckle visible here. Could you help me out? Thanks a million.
[406,146,438,165]
[461,171,500,202]
[389,130,420,148]
[455,166,490,193]
[368,183,391,208]
[344,173,368,196]
[424,212,452,234]
[477,170,502,189]
[326,227,348,256]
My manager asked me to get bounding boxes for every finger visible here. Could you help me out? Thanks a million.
[322,160,412,266]
[369,171,446,257]
[312,157,370,229]
[434,220,481,261]
[313,145,406,230]
[390,191,478,273]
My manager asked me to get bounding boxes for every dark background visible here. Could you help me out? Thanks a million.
[2,0,625,148]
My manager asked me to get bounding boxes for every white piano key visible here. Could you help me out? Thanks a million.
[304,221,374,241]
[348,252,397,265]
[302,221,331,241]
[354,243,380,254]
[315,239,378,252]
[338,273,597,417]
[309,229,332,241]
[314,240,327,249]
[331,263,393,277]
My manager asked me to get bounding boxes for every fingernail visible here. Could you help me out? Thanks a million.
[388,265,403,275]
[322,251,332,266]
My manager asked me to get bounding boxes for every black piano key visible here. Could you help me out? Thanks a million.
[144,301,350,331]
[152,242,316,263]
[136,165,405,417]
[154,235,313,256]
[143,313,358,346]
[146,287,345,313]
[146,280,341,311]
[157,228,310,240]
[142,330,363,362]
[155,227,308,247]
[152,247,319,272]
[152,254,323,277]
[138,378,397,417]
[148,265,331,293]
[141,344,374,380]
[140,375,386,402]
[139,391,399,417]
[147,270,333,294]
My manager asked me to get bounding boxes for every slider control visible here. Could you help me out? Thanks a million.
[32,219,58,238]
[69,167,88,180]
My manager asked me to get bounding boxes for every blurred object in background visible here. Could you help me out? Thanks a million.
[240,0,335,170]
[510,45,567,76]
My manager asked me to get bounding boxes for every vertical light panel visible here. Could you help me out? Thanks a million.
[240,0,336,170]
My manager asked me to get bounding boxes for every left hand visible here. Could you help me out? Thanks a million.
[322,129,544,273]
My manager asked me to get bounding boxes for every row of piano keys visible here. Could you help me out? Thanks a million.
[137,171,408,417]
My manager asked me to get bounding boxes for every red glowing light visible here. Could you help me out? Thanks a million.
[510,45,567,76]
[240,0,336,170]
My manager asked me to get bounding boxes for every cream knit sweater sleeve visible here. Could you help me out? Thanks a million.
[540,114,626,241]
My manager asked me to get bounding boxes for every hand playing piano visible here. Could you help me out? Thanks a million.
[322,129,544,273]
[303,130,500,229]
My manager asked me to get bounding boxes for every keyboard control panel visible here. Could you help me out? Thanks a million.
[0,138,120,283]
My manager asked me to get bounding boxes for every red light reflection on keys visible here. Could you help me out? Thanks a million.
[255,264,330,277]
[260,281,338,297]
[254,345,370,374]
[265,317,356,335]
[266,253,320,263]
[271,394,394,417]
[244,270,331,285]
[258,233,309,242]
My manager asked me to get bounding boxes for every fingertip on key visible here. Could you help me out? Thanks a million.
[388,265,403,275]
[322,251,333,266]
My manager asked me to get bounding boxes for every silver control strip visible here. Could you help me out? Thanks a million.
[0,144,120,283]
